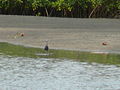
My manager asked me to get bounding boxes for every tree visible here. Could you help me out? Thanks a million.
[0,0,119,18]
[32,0,51,16]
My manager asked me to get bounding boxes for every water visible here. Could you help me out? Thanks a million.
[0,56,120,90]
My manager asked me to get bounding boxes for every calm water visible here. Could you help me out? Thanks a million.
[0,55,120,90]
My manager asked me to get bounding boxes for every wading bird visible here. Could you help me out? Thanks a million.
[44,40,49,51]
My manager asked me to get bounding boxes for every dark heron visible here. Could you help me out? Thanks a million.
[44,40,49,51]
[44,45,49,51]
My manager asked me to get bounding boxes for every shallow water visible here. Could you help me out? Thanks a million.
[0,56,120,90]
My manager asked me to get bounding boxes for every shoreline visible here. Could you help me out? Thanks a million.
[0,15,120,54]
[0,42,120,65]
[1,40,120,55]
[0,27,120,54]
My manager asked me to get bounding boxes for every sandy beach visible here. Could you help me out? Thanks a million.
[0,15,120,53]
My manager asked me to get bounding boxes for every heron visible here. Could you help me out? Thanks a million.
[44,40,49,51]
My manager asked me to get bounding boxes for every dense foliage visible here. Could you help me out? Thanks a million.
[0,0,120,18]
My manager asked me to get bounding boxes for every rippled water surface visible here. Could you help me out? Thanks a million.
[0,56,120,90]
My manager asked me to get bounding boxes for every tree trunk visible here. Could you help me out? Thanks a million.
[45,7,49,16]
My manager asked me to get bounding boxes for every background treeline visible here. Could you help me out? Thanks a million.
[0,0,120,18]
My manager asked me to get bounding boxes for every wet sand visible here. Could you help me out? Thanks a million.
[0,15,120,53]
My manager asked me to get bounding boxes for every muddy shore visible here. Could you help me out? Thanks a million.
[0,15,120,53]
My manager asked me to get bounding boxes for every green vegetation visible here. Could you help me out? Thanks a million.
[0,42,120,65]
[0,0,119,18]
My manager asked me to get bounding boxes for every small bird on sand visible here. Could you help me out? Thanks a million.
[102,42,107,46]
[20,33,24,37]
